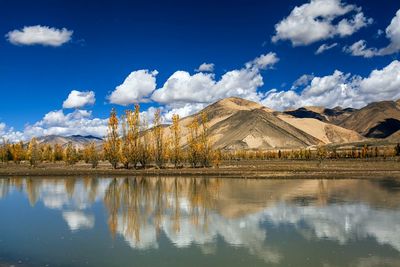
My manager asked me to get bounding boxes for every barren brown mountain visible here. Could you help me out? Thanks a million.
[338,100,400,138]
[284,106,356,124]
[171,97,362,150]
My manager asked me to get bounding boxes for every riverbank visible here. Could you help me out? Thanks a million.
[1,159,400,179]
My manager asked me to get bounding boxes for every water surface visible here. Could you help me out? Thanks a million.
[1,177,400,267]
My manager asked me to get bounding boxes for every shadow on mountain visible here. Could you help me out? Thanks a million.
[366,118,400,138]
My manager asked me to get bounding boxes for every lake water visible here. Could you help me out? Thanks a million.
[1,177,400,267]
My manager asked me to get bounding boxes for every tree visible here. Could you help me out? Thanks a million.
[85,142,99,168]
[395,143,400,156]
[52,144,64,162]
[170,114,182,168]
[187,119,200,167]
[199,112,211,167]
[104,108,121,169]
[120,113,131,169]
[10,141,25,164]
[41,144,53,162]
[27,137,41,167]
[64,142,78,165]
[152,109,164,168]
[128,104,141,168]
[0,138,11,163]
[139,116,151,168]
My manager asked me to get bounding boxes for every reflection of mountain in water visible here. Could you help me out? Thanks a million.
[1,177,400,263]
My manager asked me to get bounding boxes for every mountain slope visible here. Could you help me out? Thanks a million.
[37,135,102,149]
[208,108,322,149]
[277,115,364,144]
[284,106,356,124]
[339,100,400,138]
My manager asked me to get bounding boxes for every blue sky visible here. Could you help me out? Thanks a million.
[0,0,399,140]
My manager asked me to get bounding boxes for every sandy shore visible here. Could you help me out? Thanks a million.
[1,159,400,179]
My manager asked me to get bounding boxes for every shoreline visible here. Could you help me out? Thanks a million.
[1,159,400,179]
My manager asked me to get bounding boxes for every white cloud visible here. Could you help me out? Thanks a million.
[272,0,372,46]
[378,8,400,55]
[2,109,108,142]
[246,52,279,69]
[343,40,378,58]
[6,25,73,46]
[0,123,5,135]
[345,9,400,57]
[261,60,400,110]
[195,63,214,72]
[291,74,315,89]
[109,70,158,105]
[62,90,95,109]
[336,12,373,37]
[315,43,338,54]
[151,52,277,109]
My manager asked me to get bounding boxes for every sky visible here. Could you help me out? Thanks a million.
[0,0,399,141]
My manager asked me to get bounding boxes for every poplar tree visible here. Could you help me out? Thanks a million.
[64,141,78,165]
[152,109,164,168]
[187,119,200,167]
[199,112,211,167]
[170,114,182,168]
[11,141,25,164]
[104,108,121,169]
[27,137,41,167]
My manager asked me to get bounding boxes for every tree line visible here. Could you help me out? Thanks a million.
[0,105,218,168]
[1,105,400,168]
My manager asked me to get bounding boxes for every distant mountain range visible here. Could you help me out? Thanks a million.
[36,135,102,149]
[36,97,400,150]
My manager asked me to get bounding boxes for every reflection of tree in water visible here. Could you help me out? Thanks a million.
[26,178,39,206]
[103,177,220,245]
[104,178,120,238]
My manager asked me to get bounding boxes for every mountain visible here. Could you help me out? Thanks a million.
[276,114,363,144]
[386,130,400,142]
[33,97,400,150]
[284,106,356,124]
[37,135,102,149]
[338,100,400,138]
[169,97,361,150]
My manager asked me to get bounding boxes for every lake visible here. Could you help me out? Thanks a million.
[1,177,400,266]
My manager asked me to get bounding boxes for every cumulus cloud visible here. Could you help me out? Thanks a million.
[1,109,108,142]
[246,52,279,69]
[109,70,158,105]
[343,40,378,58]
[272,0,372,46]
[151,52,277,109]
[62,90,95,109]
[195,63,214,72]
[345,9,400,57]
[261,59,400,110]
[6,25,73,46]
[315,43,338,54]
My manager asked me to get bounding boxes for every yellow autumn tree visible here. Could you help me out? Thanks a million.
[104,108,121,169]
[199,112,211,167]
[84,142,99,168]
[139,116,151,168]
[64,141,78,165]
[52,144,64,162]
[10,141,25,164]
[41,144,53,162]
[120,113,130,169]
[152,109,164,168]
[27,137,41,167]
[187,118,200,167]
[170,114,182,168]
